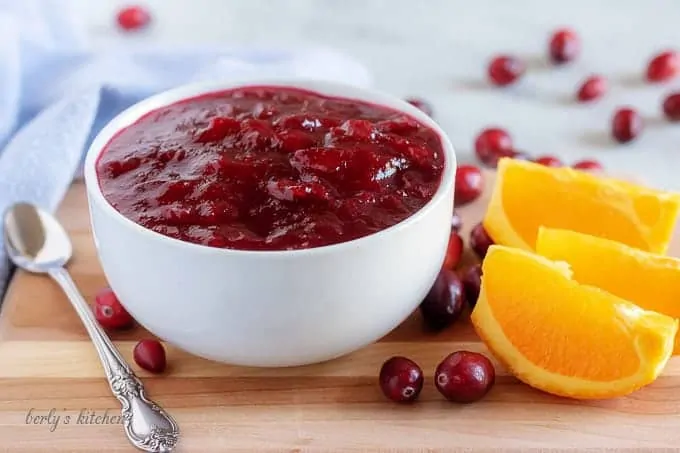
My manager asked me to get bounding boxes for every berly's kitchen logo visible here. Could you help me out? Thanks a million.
[25,408,124,432]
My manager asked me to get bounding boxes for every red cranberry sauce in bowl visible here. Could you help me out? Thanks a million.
[95,86,445,251]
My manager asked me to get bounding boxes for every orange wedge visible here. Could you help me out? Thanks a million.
[471,245,678,399]
[483,158,680,254]
[536,227,680,354]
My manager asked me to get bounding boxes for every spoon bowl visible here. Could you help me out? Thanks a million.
[3,202,71,272]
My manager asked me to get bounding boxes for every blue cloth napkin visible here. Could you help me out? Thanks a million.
[0,0,371,297]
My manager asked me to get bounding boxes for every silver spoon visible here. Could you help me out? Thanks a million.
[3,202,179,452]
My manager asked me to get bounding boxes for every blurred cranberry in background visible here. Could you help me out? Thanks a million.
[549,28,580,64]
[534,155,563,167]
[646,51,679,83]
[117,5,151,31]
[577,76,607,102]
[474,128,513,166]
[488,56,525,86]
[662,93,680,120]
[455,165,484,206]
[572,159,603,172]
[611,108,643,143]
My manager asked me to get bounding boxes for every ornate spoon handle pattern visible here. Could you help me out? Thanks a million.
[49,267,180,452]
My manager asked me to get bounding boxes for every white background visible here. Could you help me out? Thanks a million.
[79,0,680,189]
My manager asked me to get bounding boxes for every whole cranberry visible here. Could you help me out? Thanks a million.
[405,97,433,116]
[451,210,462,232]
[461,264,483,308]
[534,155,562,167]
[572,159,603,172]
[612,107,643,143]
[443,232,464,270]
[116,5,151,31]
[488,56,525,86]
[549,28,580,64]
[455,165,484,206]
[474,128,513,166]
[646,51,679,83]
[379,356,424,403]
[663,92,680,121]
[435,351,495,403]
[577,75,607,102]
[133,339,167,373]
[420,268,465,330]
[470,223,494,259]
[94,288,134,330]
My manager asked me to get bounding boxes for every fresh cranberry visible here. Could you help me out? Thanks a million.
[451,210,462,232]
[474,128,513,166]
[470,223,494,259]
[420,268,465,330]
[133,339,167,373]
[646,51,679,83]
[405,97,433,116]
[534,155,562,167]
[549,28,580,64]
[94,288,134,330]
[435,351,495,403]
[455,165,484,206]
[572,159,603,171]
[116,5,151,31]
[461,265,483,308]
[612,107,643,143]
[488,56,525,86]
[443,232,464,270]
[379,356,424,403]
[577,75,607,102]
[663,92,680,120]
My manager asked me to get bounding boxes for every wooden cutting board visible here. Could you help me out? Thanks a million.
[1,172,680,452]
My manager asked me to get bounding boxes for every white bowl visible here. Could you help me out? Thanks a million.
[83,78,456,367]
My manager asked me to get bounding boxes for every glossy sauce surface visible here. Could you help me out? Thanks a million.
[96,86,445,250]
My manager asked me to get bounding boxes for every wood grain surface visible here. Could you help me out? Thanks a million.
[1,173,680,452]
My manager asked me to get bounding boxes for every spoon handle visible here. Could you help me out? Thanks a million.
[48,267,179,453]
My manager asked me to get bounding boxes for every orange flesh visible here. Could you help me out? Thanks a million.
[493,159,680,253]
[536,228,680,352]
[483,247,641,381]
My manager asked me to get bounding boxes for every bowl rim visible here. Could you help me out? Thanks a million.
[83,77,456,258]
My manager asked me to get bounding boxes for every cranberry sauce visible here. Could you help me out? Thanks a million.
[96,86,445,251]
